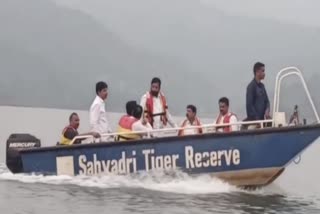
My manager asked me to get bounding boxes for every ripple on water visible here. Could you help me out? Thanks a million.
[1,164,320,214]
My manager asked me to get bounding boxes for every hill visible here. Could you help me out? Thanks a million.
[1,0,320,119]
[53,0,320,117]
[0,0,218,117]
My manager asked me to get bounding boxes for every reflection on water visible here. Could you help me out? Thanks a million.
[1,180,319,214]
[219,193,315,213]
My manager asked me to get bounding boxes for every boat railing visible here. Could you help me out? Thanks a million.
[69,119,273,144]
[272,66,320,127]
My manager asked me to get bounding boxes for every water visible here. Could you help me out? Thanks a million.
[0,106,320,213]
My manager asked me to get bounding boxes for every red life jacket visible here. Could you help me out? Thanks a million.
[178,117,203,136]
[117,115,140,141]
[144,91,168,127]
[118,115,138,129]
[215,112,237,132]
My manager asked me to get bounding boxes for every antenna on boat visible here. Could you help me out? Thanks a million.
[272,67,320,127]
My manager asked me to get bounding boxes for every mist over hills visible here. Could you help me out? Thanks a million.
[1,0,320,120]
[55,0,320,75]
[0,0,219,116]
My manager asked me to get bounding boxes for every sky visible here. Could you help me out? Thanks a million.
[55,0,320,28]
[202,0,320,28]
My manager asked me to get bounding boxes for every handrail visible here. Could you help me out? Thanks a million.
[69,119,274,145]
[272,67,320,126]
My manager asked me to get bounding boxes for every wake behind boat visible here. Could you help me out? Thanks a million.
[5,67,320,189]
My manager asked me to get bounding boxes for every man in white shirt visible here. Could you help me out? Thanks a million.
[178,105,203,136]
[89,81,111,141]
[215,97,239,132]
[140,77,177,136]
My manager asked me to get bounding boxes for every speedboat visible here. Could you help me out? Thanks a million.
[5,67,320,189]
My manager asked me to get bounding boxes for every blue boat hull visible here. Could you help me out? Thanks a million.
[7,125,320,187]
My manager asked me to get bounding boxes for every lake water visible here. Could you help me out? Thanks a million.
[0,106,320,214]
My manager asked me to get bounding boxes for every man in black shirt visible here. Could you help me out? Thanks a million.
[246,62,271,122]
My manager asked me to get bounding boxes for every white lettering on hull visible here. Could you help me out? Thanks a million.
[77,146,241,175]
[185,146,240,168]
[142,149,179,171]
[79,151,137,176]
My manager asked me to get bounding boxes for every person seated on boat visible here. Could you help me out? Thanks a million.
[246,62,271,129]
[126,100,138,116]
[132,104,153,138]
[178,105,203,136]
[59,112,101,146]
[215,97,239,132]
[115,103,153,141]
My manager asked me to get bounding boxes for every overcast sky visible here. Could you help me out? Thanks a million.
[56,0,320,28]
[202,0,320,27]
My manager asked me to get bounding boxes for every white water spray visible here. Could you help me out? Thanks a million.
[0,164,240,194]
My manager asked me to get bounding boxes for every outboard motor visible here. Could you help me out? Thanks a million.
[6,133,41,173]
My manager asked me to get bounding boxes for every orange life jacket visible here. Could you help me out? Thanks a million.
[116,115,140,141]
[118,115,138,129]
[215,112,237,132]
[178,117,203,136]
[144,91,168,127]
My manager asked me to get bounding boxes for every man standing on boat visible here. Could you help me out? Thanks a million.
[89,81,111,141]
[59,112,100,145]
[140,77,177,136]
[178,105,203,136]
[246,62,271,125]
[215,97,239,132]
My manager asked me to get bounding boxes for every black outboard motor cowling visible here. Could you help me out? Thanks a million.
[6,133,41,173]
